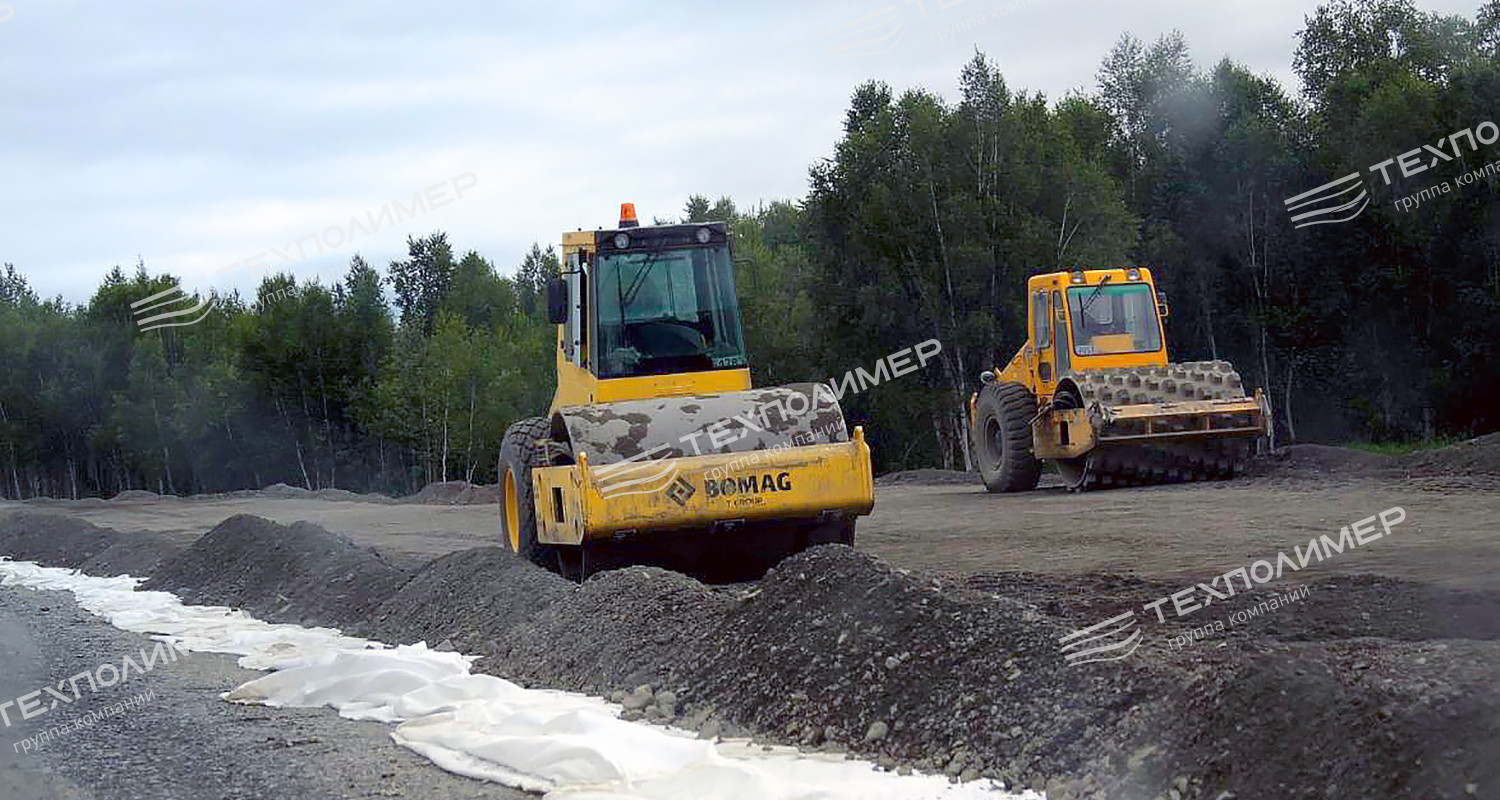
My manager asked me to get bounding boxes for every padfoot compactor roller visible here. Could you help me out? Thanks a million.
[499,204,874,581]
[969,267,1271,491]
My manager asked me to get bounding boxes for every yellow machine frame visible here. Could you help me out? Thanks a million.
[968,267,1269,484]
[515,225,875,551]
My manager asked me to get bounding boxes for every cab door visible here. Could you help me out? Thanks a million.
[1051,289,1071,378]
[1031,289,1056,394]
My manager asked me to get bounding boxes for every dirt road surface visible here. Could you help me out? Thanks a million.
[2,442,1498,800]
[7,472,1493,591]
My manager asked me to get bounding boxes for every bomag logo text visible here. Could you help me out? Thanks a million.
[704,472,792,498]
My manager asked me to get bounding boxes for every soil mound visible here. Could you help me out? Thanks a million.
[410,481,500,505]
[110,489,164,502]
[874,469,976,486]
[0,511,118,568]
[489,565,734,694]
[1260,444,1396,474]
[412,481,467,503]
[143,515,409,629]
[259,482,314,499]
[1401,432,1500,476]
[80,533,189,578]
[368,547,571,651]
[674,546,1138,790]
[312,487,394,504]
[969,571,1500,644]
[1152,638,1500,800]
[457,484,500,504]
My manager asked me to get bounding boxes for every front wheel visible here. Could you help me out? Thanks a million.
[973,381,1042,493]
[499,416,559,570]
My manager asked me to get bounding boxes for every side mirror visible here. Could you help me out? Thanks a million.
[546,277,568,324]
[1157,303,1170,319]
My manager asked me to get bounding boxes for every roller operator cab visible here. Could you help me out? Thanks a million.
[970,267,1271,492]
[499,203,875,582]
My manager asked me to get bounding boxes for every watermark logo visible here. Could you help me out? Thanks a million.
[1058,507,1406,666]
[131,286,214,332]
[3,640,185,741]
[13,689,157,754]
[1057,611,1140,666]
[131,171,478,331]
[1285,122,1500,226]
[822,5,906,57]
[1283,173,1370,229]
[593,454,682,502]
[824,0,1039,56]
[0,6,14,23]
[1166,585,1311,653]
[592,340,943,501]
[929,0,1044,45]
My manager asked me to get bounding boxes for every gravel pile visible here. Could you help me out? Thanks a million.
[488,566,735,694]
[366,546,572,649]
[1401,432,1500,476]
[669,547,1159,793]
[3,509,1497,799]
[143,514,410,629]
[257,482,316,499]
[0,510,118,567]
[80,532,189,577]
[312,487,395,503]
[469,547,1169,794]
[109,489,167,502]
[1255,444,1397,475]
[1150,637,1500,800]
[408,481,501,505]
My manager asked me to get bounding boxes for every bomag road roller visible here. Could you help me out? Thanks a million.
[968,266,1271,491]
[498,203,875,581]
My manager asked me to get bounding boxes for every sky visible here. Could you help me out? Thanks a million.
[0,0,1486,305]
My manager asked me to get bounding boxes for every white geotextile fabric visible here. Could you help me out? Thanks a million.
[0,558,1043,800]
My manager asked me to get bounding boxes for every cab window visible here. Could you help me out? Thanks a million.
[1032,291,1051,349]
[1067,283,1163,355]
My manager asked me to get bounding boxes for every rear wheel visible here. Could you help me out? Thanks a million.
[973,381,1042,493]
[1050,386,1091,490]
[807,517,856,547]
[499,416,561,570]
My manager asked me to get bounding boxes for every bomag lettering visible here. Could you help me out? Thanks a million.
[704,472,793,498]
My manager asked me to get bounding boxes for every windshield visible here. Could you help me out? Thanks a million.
[1067,283,1162,355]
[593,244,748,378]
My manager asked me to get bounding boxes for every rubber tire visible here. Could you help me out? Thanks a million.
[807,518,856,547]
[499,416,559,571]
[973,381,1042,493]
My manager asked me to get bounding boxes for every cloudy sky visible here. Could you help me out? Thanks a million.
[0,0,1484,304]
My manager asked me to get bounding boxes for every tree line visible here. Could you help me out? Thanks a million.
[1,0,1496,498]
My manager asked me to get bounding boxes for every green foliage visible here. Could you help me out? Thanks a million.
[802,53,1137,469]
[3,6,1497,497]
[387,233,456,334]
[0,240,559,498]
